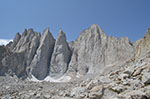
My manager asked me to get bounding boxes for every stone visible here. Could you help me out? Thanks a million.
[2,52,26,78]
[134,28,150,60]
[11,32,21,49]
[123,66,135,76]
[105,36,133,67]
[0,46,10,75]
[50,29,71,77]
[70,87,86,97]
[110,85,126,94]
[123,90,148,99]
[13,29,40,53]
[29,28,55,80]
[86,78,101,90]
[132,66,146,76]
[119,73,130,80]
[1,29,41,78]
[142,71,150,85]
[89,92,103,99]
[88,86,104,99]
[68,24,134,76]
[90,85,104,92]
[68,24,107,75]
[102,88,118,99]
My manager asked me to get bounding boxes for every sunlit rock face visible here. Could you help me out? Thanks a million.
[29,28,55,80]
[68,24,134,76]
[50,29,71,77]
[1,29,41,78]
[134,28,150,60]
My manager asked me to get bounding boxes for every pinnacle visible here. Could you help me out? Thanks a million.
[43,27,50,34]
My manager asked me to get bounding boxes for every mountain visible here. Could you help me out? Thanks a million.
[0,25,150,98]
[0,24,135,80]
[68,24,134,76]
[0,24,136,80]
[50,29,71,77]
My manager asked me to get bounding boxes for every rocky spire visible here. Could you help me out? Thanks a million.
[2,29,41,78]
[68,24,108,75]
[7,32,21,50]
[29,28,55,80]
[12,32,21,48]
[50,29,71,77]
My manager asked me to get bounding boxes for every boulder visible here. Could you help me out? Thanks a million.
[70,87,87,98]
[142,72,150,85]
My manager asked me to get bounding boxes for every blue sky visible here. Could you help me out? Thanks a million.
[0,0,150,43]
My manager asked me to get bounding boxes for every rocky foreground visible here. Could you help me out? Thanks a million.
[1,53,150,99]
[0,25,150,99]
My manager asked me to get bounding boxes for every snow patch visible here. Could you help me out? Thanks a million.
[28,75,71,82]
[28,75,42,82]
[0,39,12,45]
[44,76,71,82]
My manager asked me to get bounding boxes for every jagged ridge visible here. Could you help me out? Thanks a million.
[0,24,149,81]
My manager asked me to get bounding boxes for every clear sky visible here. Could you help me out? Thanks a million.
[0,0,150,42]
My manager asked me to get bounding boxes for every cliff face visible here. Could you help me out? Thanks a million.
[28,28,55,80]
[134,28,150,60]
[0,24,143,80]
[68,24,134,76]
[50,29,71,77]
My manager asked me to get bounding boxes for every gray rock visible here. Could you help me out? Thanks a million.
[102,88,118,99]
[29,28,55,80]
[68,24,134,76]
[86,78,101,90]
[0,46,10,75]
[68,24,107,75]
[105,36,133,67]
[134,29,150,60]
[12,29,41,67]
[110,85,126,94]
[2,52,26,78]
[142,72,150,85]
[70,87,86,97]
[1,29,41,78]
[11,32,21,49]
[88,91,103,99]
[14,29,40,53]
[50,29,71,77]
[123,90,148,99]
[88,85,104,99]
